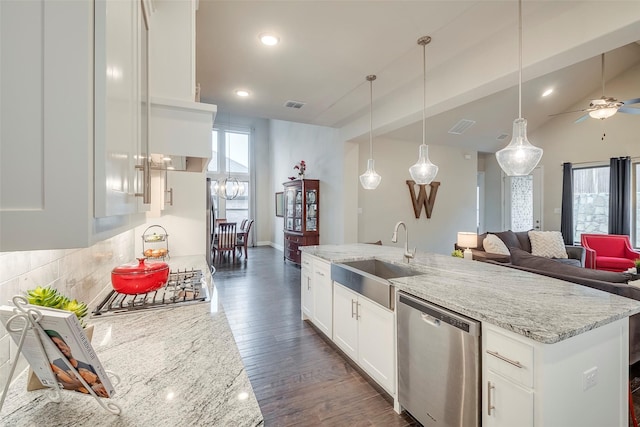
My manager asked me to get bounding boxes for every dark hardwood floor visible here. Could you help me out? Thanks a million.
[213,246,418,426]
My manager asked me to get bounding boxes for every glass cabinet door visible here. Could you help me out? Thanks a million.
[285,187,296,231]
[306,189,317,231]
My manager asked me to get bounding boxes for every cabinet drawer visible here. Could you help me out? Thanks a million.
[314,259,331,280]
[485,329,534,388]
[286,239,299,251]
[286,234,304,244]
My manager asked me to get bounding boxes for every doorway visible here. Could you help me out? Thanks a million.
[503,166,543,232]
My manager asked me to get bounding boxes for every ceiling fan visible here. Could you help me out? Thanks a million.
[551,53,640,123]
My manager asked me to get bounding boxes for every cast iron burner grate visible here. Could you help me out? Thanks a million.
[92,269,208,316]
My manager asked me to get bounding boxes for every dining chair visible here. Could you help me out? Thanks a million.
[215,218,227,227]
[240,218,248,231]
[213,222,237,263]
[236,219,254,259]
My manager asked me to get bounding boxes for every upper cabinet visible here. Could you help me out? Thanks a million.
[149,0,197,101]
[0,0,149,251]
[147,0,216,170]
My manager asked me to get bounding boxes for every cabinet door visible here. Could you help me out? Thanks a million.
[484,371,533,427]
[332,283,358,361]
[312,260,332,338]
[358,297,395,394]
[94,0,141,217]
[301,266,314,319]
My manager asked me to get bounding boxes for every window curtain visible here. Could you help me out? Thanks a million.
[560,162,573,245]
[608,156,631,235]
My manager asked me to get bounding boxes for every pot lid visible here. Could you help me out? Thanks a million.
[112,258,169,275]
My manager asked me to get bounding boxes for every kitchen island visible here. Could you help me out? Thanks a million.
[301,244,640,427]
[1,256,263,426]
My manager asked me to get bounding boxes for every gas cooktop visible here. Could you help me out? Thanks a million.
[92,269,209,316]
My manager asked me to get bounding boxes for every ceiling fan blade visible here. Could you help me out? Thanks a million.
[575,114,590,123]
[549,108,590,117]
[622,98,640,105]
[618,106,640,114]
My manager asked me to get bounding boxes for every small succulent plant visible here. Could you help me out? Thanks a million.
[451,249,464,258]
[635,259,640,269]
[26,286,88,327]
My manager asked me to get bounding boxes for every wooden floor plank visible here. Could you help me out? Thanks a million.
[213,247,417,426]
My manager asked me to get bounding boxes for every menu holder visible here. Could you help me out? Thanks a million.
[0,296,122,415]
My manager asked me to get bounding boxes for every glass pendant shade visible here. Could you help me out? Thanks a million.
[359,74,381,190]
[409,144,438,184]
[495,118,542,176]
[588,107,618,120]
[360,158,382,189]
[496,0,543,177]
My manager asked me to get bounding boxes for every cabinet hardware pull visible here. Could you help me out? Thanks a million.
[134,162,151,203]
[356,302,361,319]
[165,188,174,206]
[316,271,325,277]
[307,277,311,291]
[351,299,356,318]
[487,381,495,416]
[486,349,524,368]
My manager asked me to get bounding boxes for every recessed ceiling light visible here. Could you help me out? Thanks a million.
[542,88,553,97]
[235,90,250,97]
[259,33,279,46]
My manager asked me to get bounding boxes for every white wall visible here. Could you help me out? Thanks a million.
[135,171,207,257]
[481,153,504,233]
[532,63,640,232]
[480,64,640,234]
[357,137,477,255]
[269,120,344,247]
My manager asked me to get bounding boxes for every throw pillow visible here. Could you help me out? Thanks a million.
[493,230,521,251]
[528,231,568,259]
[509,247,632,283]
[483,233,510,255]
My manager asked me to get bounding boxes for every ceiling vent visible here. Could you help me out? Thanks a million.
[284,100,306,109]
[448,119,476,135]
[496,133,510,141]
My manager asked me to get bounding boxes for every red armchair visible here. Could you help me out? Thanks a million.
[580,233,640,272]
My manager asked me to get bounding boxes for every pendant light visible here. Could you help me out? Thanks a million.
[214,113,241,200]
[408,36,438,185]
[495,0,543,176]
[359,74,382,190]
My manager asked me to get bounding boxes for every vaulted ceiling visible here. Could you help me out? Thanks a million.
[195,1,640,152]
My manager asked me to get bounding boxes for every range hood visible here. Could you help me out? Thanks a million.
[149,96,217,172]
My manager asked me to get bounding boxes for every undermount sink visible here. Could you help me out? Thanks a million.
[331,259,423,309]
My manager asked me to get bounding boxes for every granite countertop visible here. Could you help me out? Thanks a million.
[1,256,263,426]
[302,244,640,344]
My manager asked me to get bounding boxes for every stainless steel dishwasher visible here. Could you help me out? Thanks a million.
[397,291,481,427]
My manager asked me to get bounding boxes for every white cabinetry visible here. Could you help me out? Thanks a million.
[333,282,395,395]
[149,0,197,101]
[0,0,148,251]
[300,253,332,338]
[482,320,628,427]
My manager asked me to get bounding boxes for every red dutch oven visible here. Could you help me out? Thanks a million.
[111,258,169,295]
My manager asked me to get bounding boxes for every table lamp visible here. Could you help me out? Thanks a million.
[457,232,477,260]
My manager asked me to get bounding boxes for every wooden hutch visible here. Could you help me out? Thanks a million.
[283,179,319,264]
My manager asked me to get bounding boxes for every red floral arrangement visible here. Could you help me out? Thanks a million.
[288,160,306,180]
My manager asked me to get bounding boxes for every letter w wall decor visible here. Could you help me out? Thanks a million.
[406,180,440,218]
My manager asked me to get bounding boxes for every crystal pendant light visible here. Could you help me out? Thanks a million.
[496,0,542,176]
[409,36,438,185]
[215,124,241,200]
[359,75,382,190]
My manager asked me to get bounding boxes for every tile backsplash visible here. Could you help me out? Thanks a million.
[0,229,135,388]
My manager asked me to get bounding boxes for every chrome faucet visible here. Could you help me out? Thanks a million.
[391,221,415,263]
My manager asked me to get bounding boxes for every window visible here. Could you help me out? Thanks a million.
[207,127,251,225]
[573,166,609,242]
